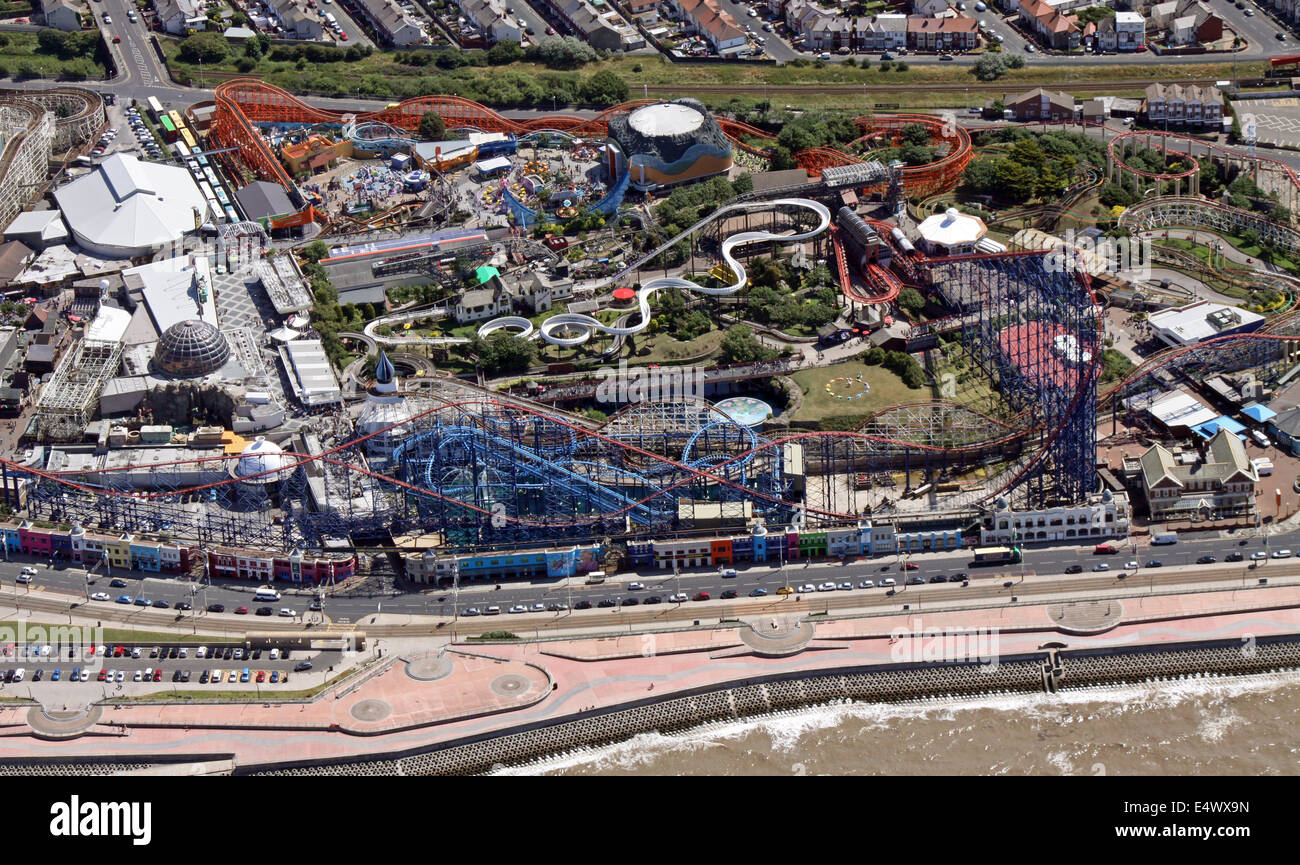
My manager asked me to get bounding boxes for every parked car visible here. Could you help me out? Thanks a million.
[750,588,769,597]
[693,592,711,601]
[207,604,225,613]
[1197,555,1217,564]
[1064,565,1083,574]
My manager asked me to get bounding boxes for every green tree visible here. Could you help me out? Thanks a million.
[419,111,446,140]
[580,69,629,106]
[897,288,926,315]
[972,53,1007,81]
[720,325,776,363]
[178,32,229,65]
[993,158,1037,202]
[486,40,523,65]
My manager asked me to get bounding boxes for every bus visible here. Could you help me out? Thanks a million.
[203,166,218,187]
[224,205,239,223]
[167,110,185,134]
[158,114,176,141]
[173,139,190,159]
[215,186,230,206]
[180,128,197,151]
[972,546,1022,565]
[145,96,163,121]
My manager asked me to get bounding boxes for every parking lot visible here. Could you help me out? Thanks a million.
[0,643,346,694]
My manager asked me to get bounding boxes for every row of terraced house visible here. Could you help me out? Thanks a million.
[783,2,979,52]
[0,521,191,572]
[0,521,357,583]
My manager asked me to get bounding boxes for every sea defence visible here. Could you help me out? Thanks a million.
[244,635,1300,777]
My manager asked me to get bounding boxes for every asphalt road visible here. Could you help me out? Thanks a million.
[5,523,1300,623]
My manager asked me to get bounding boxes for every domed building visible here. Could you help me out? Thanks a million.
[153,319,230,378]
[356,351,433,460]
[605,100,733,192]
[232,436,294,484]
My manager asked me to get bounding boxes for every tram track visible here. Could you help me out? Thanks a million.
[4,564,1291,641]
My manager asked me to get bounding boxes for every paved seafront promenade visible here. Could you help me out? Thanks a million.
[1,587,1298,771]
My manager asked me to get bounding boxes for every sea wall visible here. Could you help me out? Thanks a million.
[241,634,1300,777]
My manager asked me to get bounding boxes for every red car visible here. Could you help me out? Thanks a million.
[112,35,121,43]
[693,591,710,601]
[902,562,919,571]
[234,606,249,615]
[152,669,162,682]
[256,670,265,683]
[97,669,107,681]
[113,646,123,657]
[340,32,348,40]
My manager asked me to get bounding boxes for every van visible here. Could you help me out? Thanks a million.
[485,605,501,615]
[880,578,896,587]
[269,648,280,660]
[1251,430,1271,448]
[253,587,281,602]
[1152,532,1178,545]
[196,646,207,659]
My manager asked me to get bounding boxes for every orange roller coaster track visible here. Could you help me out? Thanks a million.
[211,80,971,200]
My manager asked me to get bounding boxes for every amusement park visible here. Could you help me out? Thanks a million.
[3,75,1300,583]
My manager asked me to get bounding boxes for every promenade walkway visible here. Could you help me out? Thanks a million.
[0,587,1296,770]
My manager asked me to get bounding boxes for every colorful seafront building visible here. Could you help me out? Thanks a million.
[0,521,357,584]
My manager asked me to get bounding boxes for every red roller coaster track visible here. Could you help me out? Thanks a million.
[211,80,973,201]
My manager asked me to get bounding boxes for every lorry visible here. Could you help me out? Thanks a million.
[584,570,606,585]
[1151,532,1178,545]
[1093,543,1119,554]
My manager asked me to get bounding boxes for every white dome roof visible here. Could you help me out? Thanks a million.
[234,437,292,482]
[917,207,987,248]
[358,395,431,436]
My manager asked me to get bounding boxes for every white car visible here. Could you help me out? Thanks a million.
[90,592,110,601]
[79,670,90,681]
[462,607,481,616]
[131,647,141,659]
[1125,560,1139,569]
[15,574,31,584]
[1092,563,1109,571]
[508,604,527,614]
[1251,551,1268,560]
[669,593,689,603]
[115,670,125,683]
[880,578,896,587]
[278,608,296,617]
[1272,549,1292,559]
[858,579,875,589]
[628,582,645,590]
[817,582,836,592]
[798,584,816,593]
[133,670,143,682]
[529,603,545,613]
[837,582,853,591]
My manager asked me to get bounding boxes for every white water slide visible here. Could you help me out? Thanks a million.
[477,198,832,347]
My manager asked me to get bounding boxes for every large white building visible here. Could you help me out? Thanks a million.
[980,491,1131,544]
[53,153,207,258]
[1147,301,1264,348]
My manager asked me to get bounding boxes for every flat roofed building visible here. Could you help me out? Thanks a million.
[280,339,341,406]
[1148,300,1264,347]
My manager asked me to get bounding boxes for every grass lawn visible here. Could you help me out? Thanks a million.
[788,360,922,426]
[161,34,1261,110]
[632,329,725,364]
[0,31,109,80]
